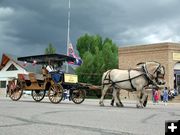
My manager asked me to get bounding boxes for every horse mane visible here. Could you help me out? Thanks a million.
[136,61,160,66]
[136,62,145,66]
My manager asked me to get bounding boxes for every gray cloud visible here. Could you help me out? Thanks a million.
[1,0,180,58]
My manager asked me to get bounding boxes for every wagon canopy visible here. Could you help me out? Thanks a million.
[17,54,76,65]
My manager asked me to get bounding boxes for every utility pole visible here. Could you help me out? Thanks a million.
[66,0,71,72]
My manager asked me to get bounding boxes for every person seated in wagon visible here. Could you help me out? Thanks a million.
[46,63,63,83]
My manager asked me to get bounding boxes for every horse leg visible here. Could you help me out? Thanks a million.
[136,90,144,108]
[110,88,114,106]
[99,85,109,106]
[116,89,124,107]
[140,89,148,107]
[110,88,117,106]
[143,94,148,107]
[111,88,123,107]
[112,88,118,107]
[112,88,121,107]
[111,97,114,106]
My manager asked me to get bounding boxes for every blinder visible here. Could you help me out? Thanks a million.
[156,65,165,78]
[154,65,165,85]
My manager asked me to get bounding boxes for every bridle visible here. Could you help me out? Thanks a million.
[142,62,165,85]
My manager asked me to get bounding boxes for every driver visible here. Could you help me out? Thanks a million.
[46,64,61,83]
[46,64,55,72]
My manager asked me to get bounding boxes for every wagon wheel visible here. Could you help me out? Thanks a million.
[9,79,23,101]
[48,84,63,104]
[71,89,86,104]
[32,90,46,102]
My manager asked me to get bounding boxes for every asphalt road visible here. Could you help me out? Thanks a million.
[0,96,180,135]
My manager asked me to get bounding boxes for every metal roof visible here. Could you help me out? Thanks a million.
[17,54,76,65]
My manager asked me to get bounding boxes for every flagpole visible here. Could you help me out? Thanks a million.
[66,0,71,72]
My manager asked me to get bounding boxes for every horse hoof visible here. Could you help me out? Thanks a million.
[116,103,124,107]
[99,102,104,107]
[120,104,124,107]
[119,102,124,107]
[110,102,114,106]
[136,104,143,108]
[116,103,119,107]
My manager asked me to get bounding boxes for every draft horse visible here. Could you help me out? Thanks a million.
[99,61,165,108]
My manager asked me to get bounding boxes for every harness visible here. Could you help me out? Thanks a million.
[141,66,155,85]
[102,69,147,91]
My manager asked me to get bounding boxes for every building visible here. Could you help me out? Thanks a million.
[119,42,180,90]
[0,54,29,96]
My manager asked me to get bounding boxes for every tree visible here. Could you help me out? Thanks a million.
[45,43,56,54]
[76,34,118,86]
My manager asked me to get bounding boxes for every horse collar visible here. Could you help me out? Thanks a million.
[153,63,161,74]
[143,64,154,80]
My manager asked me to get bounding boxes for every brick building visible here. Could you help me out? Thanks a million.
[119,42,180,90]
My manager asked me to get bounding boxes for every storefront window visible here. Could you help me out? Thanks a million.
[176,74,180,86]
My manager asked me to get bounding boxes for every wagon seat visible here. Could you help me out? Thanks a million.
[18,73,45,87]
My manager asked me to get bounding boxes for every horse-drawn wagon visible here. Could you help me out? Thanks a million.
[7,54,86,104]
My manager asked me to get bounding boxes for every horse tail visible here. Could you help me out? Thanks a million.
[102,70,112,89]
[101,71,108,89]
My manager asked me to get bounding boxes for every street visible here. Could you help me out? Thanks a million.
[0,96,179,135]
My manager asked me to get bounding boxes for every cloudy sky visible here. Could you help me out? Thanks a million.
[1,0,180,57]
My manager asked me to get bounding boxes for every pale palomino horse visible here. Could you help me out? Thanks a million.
[99,61,165,108]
